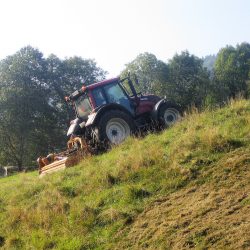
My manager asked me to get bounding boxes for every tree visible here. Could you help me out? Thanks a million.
[121,52,169,96]
[167,51,210,108]
[214,42,250,100]
[0,47,107,169]
[0,46,59,169]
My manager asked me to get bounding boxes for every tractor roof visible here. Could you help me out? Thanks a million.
[67,77,120,102]
[85,77,120,91]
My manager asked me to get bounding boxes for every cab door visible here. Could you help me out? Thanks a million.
[103,82,134,115]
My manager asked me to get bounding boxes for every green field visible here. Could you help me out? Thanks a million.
[0,99,250,250]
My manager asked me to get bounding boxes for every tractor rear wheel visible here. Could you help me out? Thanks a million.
[95,110,135,148]
[158,103,181,127]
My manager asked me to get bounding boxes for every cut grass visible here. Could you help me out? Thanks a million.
[0,99,250,249]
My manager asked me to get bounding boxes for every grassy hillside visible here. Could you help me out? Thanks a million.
[0,99,250,250]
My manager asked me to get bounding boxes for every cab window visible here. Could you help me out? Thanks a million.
[92,88,107,107]
[103,82,133,113]
[104,82,128,103]
[75,94,92,119]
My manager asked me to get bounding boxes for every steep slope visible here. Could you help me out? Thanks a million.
[120,150,250,249]
[0,99,249,250]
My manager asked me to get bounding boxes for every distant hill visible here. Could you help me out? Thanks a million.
[203,54,217,72]
[0,99,249,249]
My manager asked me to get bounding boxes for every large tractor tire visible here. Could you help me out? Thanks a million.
[158,102,181,127]
[95,110,135,148]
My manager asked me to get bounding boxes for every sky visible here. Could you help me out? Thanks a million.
[0,0,250,76]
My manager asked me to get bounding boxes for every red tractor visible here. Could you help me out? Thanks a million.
[38,75,181,176]
[65,75,181,150]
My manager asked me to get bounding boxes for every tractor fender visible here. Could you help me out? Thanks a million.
[85,103,133,127]
[151,99,169,121]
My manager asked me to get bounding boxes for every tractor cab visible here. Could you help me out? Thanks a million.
[66,75,180,141]
[68,75,161,120]
[68,76,139,120]
[91,79,135,114]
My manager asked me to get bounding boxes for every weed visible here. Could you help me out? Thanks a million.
[125,186,151,201]
[59,185,77,198]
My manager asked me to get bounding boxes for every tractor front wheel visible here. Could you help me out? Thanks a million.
[95,110,135,148]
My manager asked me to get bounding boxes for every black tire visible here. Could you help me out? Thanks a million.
[94,110,135,147]
[158,102,181,127]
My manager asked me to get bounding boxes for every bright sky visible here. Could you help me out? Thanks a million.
[0,0,249,76]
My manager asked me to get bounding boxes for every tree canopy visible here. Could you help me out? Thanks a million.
[167,51,210,107]
[121,52,169,96]
[214,42,250,100]
[0,46,106,169]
